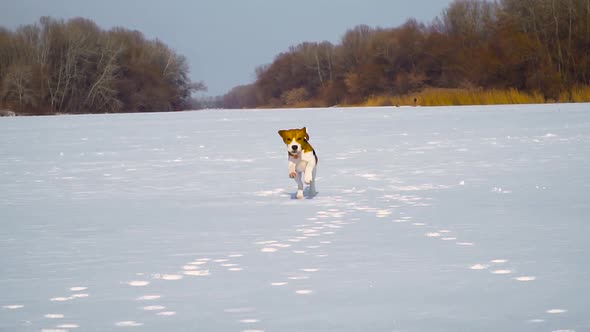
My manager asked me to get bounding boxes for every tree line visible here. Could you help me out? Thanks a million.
[0,17,204,115]
[221,0,590,108]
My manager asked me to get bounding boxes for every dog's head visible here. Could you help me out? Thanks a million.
[278,127,309,155]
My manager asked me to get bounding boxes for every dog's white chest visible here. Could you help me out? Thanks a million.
[293,159,308,173]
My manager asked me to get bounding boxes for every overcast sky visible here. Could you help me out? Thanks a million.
[1,0,453,96]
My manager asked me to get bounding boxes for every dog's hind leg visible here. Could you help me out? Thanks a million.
[295,172,304,199]
[309,167,317,196]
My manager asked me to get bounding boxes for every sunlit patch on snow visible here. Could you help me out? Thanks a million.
[295,290,313,295]
[527,319,545,323]
[3,304,24,309]
[255,189,285,197]
[50,297,73,302]
[270,243,291,248]
[470,264,490,270]
[56,324,79,328]
[72,293,89,298]
[114,321,143,327]
[342,187,367,194]
[546,309,567,314]
[184,270,211,276]
[491,259,508,264]
[376,209,392,217]
[441,237,457,241]
[260,247,278,253]
[255,240,278,245]
[356,173,378,180]
[240,319,260,323]
[137,295,161,301]
[127,281,150,287]
[425,232,441,237]
[161,274,183,281]
[188,261,207,266]
[288,276,309,280]
[69,286,87,291]
[492,187,512,194]
[491,269,512,275]
[514,276,536,282]
[41,329,67,332]
[271,282,288,286]
[143,305,166,311]
[456,242,474,246]
[301,268,319,272]
[45,314,65,318]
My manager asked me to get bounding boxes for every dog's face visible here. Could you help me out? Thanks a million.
[278,127,309,154]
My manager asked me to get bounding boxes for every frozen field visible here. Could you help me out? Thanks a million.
[1,104,589,331]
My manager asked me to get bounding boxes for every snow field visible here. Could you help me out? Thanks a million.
[1,104,589,331]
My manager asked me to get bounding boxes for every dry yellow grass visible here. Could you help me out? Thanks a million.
[265,86,590,109]
[364,88,549,107]
[560,86,590,103]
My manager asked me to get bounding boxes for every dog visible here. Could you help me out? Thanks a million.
[277,127,318,199]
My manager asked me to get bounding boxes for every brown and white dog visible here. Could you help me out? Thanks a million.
[278,127,318,199]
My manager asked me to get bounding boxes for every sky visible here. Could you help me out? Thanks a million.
[0,0,454,96]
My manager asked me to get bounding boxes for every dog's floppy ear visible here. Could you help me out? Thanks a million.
[278,130,286,138]
[301,127,309,140]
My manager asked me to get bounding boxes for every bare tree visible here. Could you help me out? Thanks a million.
[1,64,37,113]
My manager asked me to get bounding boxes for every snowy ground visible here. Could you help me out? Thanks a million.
[1,104,589,332]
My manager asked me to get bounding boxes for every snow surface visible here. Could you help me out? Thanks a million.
[1,104,589,331]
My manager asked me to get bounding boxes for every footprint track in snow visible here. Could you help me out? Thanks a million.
[123,252,248,324]
[257,208,348,299]
[376,189,547,314]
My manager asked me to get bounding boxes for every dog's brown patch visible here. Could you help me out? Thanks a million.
[278,127,313,152]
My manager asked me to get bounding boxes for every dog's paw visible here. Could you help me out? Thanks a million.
[304,176,312,185]
[296,190,304,199]
[289,172,297,178]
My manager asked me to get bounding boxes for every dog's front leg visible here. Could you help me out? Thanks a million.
[288,160,297,178]
[294,172,304,199]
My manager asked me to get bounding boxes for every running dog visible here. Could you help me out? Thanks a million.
[277,127,318,199]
